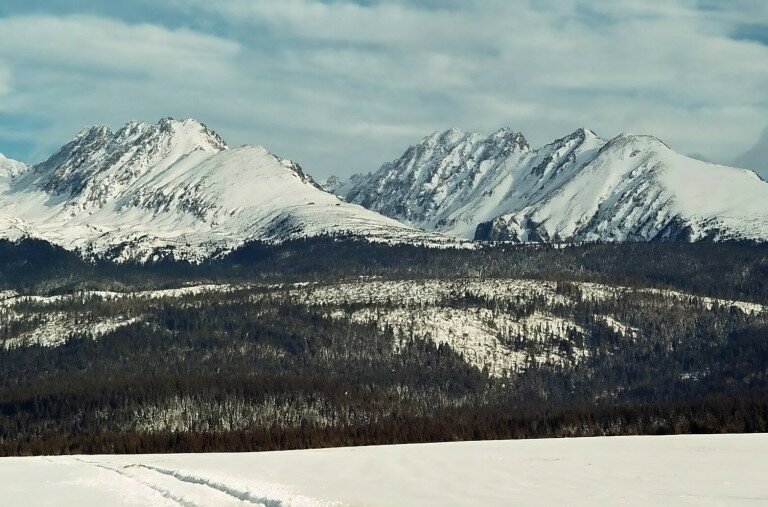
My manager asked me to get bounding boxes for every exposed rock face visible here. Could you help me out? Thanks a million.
[344,127,768,244]
[0,118,459,262]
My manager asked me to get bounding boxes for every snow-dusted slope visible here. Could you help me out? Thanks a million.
[318,174,343,194]
[0,153,26,178]
[345,128,768,242]
[344,127,533,237]
[480,134,768,242]
[3,435,767,506]
[0,119,458,261]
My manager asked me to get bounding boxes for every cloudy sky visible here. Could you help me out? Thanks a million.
[0,0,766,178]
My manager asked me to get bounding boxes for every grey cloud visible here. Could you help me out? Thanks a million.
[0,2,767,178]
[0,62,10,95]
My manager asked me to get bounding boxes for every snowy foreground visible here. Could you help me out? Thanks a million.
[2,434,767,506]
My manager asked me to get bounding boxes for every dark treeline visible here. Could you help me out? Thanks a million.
[5,392,767,456]
[2,285,768,456]
[3,237,768,304]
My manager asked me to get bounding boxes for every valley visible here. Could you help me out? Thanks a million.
[2,2,766,503]
[2,118,768,460]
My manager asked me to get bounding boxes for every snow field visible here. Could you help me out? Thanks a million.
[2,434,767,506]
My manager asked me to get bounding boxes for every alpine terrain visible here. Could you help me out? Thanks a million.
[0,118,458,262]
[342,127,768,242]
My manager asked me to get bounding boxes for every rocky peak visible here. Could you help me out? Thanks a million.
[28,118,229,201]
[74,125,112,141]
[319,175,343,194]
[154,117,228,152]
[484,128,530,156]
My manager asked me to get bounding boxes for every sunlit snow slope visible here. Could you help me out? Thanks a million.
[2,434,767,506]
[0,119,458,261]
[344,127,768,242]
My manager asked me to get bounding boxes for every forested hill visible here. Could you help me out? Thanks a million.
[3,238,768,455]
[2,272,768,455]
[2,237,768,304]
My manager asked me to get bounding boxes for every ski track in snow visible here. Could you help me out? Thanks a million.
[3,435,768,506]
[136,464,282,506]
[73,458,197,507]
[73,457,287,506]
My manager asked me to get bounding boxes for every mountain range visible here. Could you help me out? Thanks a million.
[339,127,768,243]
[2,117,768,262]
[0,118,458,262]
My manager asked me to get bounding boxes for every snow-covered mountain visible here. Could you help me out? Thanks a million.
[0,152,26,178]
[6,118,767,260]
[344,127,768,243]
[318,175,343,194]
[0,118,459,262]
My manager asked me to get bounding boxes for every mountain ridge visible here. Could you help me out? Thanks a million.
[0,118,461,262]
[341,126,768,243]
[4,118,768,262]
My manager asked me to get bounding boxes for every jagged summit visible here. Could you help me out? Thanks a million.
[0,118,459,262]
[343,125,535,232]
[544,127,601,149]
[28,117,228,203]
[318,175,343,194]
[342,127,768,243]
[74,124,111,140]
[574,127,598,138]
[489,127,528,144]
[486,128,530,156]
[424,127,465,144]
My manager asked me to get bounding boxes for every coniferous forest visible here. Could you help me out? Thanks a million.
[1,237,768,455]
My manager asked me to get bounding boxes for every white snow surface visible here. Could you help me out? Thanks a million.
[0,118,460,262]
[2,434,767,506]
[344,127,768,242]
